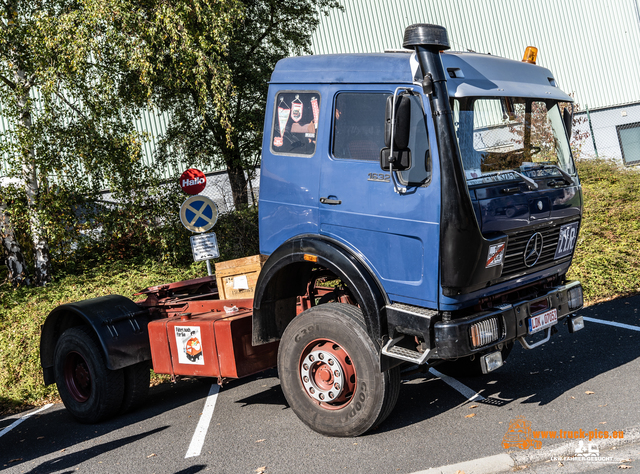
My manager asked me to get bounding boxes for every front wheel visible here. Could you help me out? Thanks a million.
[54,326,124,423]
[278,303,400,437]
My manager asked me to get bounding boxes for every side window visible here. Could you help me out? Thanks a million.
[333,93,388,160]
[332,92,431,185]
[271,91,320,155]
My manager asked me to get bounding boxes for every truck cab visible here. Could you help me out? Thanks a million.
[252,24,584,435]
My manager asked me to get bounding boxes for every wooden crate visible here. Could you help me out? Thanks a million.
[214,254,268,300]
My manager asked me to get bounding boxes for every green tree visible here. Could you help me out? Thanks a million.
[151,0,341,209]
[0,0,242,285]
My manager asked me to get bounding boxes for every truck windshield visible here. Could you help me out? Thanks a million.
[452,98,576,187]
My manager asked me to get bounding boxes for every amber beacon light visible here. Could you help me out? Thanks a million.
[522,46,538,64]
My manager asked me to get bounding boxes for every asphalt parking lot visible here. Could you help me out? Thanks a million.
[2,295,640,474]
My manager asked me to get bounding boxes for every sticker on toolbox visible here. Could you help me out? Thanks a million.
[175,326,205,365]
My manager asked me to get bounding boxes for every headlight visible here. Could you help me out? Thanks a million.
[568,285,583,310]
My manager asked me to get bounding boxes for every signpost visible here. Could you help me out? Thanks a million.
[179,169,219,275]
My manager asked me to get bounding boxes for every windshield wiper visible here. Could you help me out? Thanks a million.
[468,170,538,189]
[524,164,574,185]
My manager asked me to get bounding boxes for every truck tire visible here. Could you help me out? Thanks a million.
[436,342,513,377]
[53,326,124,423]
[120,360,150,414]
[278,303,400,437]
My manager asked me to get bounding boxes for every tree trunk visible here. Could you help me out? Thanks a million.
[15,69,51,286]
[221,146,249,210]
[0,201,30,287]
[227,163,249,210]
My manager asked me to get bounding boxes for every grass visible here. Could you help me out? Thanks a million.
[0,258,206,415]
[568,159,640,303]
[1,159,638,415]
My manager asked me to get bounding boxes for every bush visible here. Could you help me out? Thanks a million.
[567,159,640,303]
[0,205,259,415]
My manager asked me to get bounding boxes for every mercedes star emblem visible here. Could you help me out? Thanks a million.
[524,232,544,267]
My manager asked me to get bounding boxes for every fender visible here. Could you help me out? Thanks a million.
[252,235,389,346]
[40,295,151,385]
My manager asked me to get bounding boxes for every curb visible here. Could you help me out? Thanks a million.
[411,426,640,474]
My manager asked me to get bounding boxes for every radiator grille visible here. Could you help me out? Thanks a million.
[501,220,579,278]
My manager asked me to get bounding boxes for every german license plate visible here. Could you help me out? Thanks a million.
[528,308,558,334]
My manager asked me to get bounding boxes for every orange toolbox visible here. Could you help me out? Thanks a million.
[148,297,278,379]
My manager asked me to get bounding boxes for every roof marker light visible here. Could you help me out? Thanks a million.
[522,46,538,64]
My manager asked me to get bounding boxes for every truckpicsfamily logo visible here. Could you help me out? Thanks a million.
[503,417,623,462]
[503,417,624,450]
[502,418,541,450]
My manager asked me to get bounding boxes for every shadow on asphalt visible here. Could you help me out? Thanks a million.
[0,378,211,470]
[374,295,640,434]
[468,294,640,406]
[175,465,207,474]
[234,384,289,409]
[23,427,169,474]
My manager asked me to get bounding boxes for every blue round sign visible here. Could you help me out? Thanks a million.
[179,195,218,233]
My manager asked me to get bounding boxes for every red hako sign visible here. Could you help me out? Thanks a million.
[179,168,206,195]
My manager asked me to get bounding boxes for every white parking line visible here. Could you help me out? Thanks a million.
[411,453,513,474]
[0,403,54,439]
[583,316,640,332]
[185,384,220,458]
[429,368,485,402]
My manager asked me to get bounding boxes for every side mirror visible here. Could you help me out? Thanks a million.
[384,95,411,149]
[381,94,411,171]
[563,106,573,140]
[380,148,411,171]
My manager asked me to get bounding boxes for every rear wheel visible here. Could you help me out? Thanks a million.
[54,326,124,423]
[278,303,400,437]
[120,360,150,414]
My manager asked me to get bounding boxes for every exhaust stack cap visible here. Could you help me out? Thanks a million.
[403,24,450,51]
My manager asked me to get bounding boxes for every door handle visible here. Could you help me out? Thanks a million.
[320,197,342,205]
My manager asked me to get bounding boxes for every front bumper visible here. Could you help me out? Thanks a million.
[433,281,583,359]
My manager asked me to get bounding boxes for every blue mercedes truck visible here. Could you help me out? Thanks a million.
[252,24,584,436]
[40,24,584,438]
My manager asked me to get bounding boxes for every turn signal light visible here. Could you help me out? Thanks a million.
[470,317,500,348]
[522,46,538,64]
[303,254,318,263]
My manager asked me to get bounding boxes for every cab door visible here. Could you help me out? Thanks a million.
[317,87,441,307]
[259,88,323,254]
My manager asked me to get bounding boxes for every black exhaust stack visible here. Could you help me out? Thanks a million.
[404,25,497,297]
